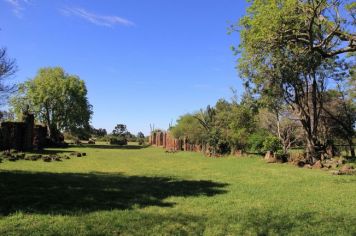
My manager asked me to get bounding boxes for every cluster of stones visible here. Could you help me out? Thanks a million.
[0,150,87,163]
[264,151,355,175]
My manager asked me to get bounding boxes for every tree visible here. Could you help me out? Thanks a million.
[171,114,206,144]
[258,108,302,154]
[0,48,17,104]
[112,124,127,136]
[137,132,145,139]
[10,67,92,140]
[214,98,256,153]
[235,0,356,162]
[91,127,107,137]
[321,88,356,157]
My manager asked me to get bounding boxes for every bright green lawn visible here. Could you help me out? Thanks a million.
[0,144,356,235]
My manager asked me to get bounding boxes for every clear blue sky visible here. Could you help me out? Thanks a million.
[0,0,248,135]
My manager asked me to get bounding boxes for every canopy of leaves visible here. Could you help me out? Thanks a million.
[10,67,92,135]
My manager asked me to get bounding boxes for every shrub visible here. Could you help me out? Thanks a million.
[217,140,231,155]
[247,131,266,153]
[138,138,145,145]
[109,136,127,145]
[262,136,281,153]
[96,135,111,142]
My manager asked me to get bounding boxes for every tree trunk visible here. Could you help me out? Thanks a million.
[347,138,355,158]
[305,131,319,163]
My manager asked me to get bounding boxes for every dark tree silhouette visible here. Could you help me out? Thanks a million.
[0,47,17,104]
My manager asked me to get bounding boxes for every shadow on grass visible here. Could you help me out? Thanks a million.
[0,170,227,216]
[26,149,74,155]
[76,144,149,150]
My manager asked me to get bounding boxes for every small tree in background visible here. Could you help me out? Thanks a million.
[110,124,128,145]
[112,124,127,136]
[137,132,145,145]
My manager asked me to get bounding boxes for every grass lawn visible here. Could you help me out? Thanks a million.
[0,143,356,235]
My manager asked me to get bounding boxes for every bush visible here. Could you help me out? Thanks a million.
[262,136,281,153]
[217,140,231,155]
[247,131,266,153]
[109,136,127,145]
[138,138,145,145]
[96,135,111,142]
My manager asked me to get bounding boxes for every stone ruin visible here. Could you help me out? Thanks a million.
[0,111,47,151]
[149,131,209,154]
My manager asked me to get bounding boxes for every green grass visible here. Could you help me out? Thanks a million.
[1,143,356,235]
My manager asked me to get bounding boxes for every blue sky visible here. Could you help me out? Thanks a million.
[0,0,248,135]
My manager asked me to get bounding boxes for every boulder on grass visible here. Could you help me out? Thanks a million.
[88,139,95,144]
[313,160,323,169]
[42,156,52,162]
[297,160,306,167]
[339,165,355,175]
[331,165,355,175]
[51,155,61,161]
[29,155,40,161]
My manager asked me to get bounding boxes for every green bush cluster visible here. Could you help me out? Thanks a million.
[109,136,128,146]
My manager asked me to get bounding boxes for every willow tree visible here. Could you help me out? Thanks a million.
[11,67,92,140]
[234,0,356,162]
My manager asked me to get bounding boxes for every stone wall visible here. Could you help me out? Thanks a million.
[149,131,196,152]
[149,131,243,157]
[0,113,47,151]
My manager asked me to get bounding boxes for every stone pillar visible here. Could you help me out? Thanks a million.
[23,113,34,150]
[152,132,157,145]
[163,132,166,148]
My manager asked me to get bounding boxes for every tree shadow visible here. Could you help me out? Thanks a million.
[0,170,228,216]
[26,149,74,155]
[77,144,149,150]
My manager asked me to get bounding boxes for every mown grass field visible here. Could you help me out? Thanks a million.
[0,143,356,235]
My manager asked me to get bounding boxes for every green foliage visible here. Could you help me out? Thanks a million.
[109,136,128,146]
[90,127,107,137]
[234,0,356,159]
[10,67,92,138]
[137,132,145,139]
[248,131,281,153]
[138,138,145,145]
[170,114,205,143]
[112,124,127,136]
[262,135,282,153]
[247,131,267,153]
[171,98,257,154]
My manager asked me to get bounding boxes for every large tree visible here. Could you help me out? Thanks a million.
[235,0,356,162]
[0,48,17,104]
[11,67,92,140]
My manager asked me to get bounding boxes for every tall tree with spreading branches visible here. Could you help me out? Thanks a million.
[234,0,356,162]
[11,67,92,140]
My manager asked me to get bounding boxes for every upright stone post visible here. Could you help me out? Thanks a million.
[163,132,167,148]
[23,113,34,151]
